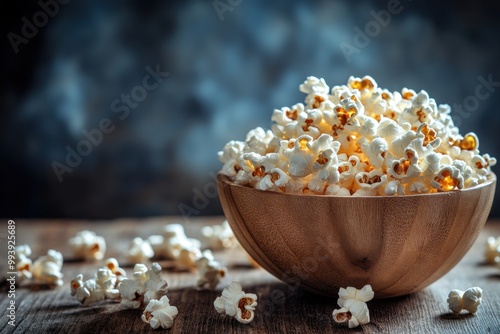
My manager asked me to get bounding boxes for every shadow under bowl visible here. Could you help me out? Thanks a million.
[217,173,496,298]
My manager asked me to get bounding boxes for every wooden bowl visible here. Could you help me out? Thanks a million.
[217,173,496,298]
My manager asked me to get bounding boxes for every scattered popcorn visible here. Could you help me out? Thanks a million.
[202,221,238,250]
[32,249,64,287]
[175,246,202,271]
[195,250,227,290]
[69,230,106,261]
[127,237,154,264]
[119,263,168,309]
[142,295,178,330]
[333,285,374,329]
[485,236,500,264]
[219,76,496,195]
[447,287,483,314]
[214,281,258,324]
[149,224,201,260]
[15,244,33,281]
[70,267,120,305]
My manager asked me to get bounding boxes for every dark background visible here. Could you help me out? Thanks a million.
[1,0,499,219]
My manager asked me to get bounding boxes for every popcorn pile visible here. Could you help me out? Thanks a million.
[15,245,64,287]
[332,285,374,329]
[219,76,496,196]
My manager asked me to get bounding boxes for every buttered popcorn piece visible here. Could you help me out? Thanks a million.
[447,287,483,314]
[333,285,374,329]
[104,257,127,280]
[214,281,258,324]
[219,76,495,196]
[142,295,178,329]
[69,230,106,261]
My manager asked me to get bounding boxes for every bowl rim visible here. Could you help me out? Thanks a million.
[217,171,496,199]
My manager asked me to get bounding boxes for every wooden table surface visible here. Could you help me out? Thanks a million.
[1,218,499,334]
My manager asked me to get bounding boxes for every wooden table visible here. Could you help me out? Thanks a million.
[1,218,499,333]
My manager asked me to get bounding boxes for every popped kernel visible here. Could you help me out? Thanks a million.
[219,76,495,196]
[447,287,483,314]
[142,296,178,329]
[214,281,258,324]
[69,230,106,261]
[333,285,374,329]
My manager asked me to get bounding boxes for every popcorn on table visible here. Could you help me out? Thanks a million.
[485,236,500,264]
[202,221,238,250]
[196,250,227,290]
[127,237,154,264]
[332,285,374,329]
[214,281,258,324]
[32,249,64,287]
[142,296,178,330]
[219,76,496,195]
[147,224,201,261]
[69,230,106,261]
[70,259,126,305]
[15,244,33,281]
[118,262,169,309]
[447,287,483,314]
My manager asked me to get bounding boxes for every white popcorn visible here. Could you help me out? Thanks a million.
[142,295,178,329]
[447,287,483,314]
[196,250,227,290]
[104,257,127,280]
[175,247,202,271]
[485,236,500,264]
[32,249,63,287]
[219,76,495,196]
[214,281,258,324]
[15,244,32,281]
[201,221,238,250]
[333,303,370,329]
[127,237,154,264]
[118,262,168,309]
[69,230,106,261]
[337,284,374,306]
[156,224,201,260]
[333,285,374,329]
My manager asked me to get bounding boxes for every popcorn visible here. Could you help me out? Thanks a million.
[333,285,374,329]
[15,244,32,281]
[104,257,127,280]
[447,287,483,314]
[32,249,64,287]
[118,263,168,309]
[219,76,495,196]
[71,269,120,305]
[201,221,238,250]
[127,237,154,264]
[196,250,227,290]
[142,296,178,330]
[69,230,106,261]
[214,281,258,324]
[485,236,500,264]
[151,224,201,260]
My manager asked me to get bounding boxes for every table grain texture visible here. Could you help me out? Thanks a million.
[0,218,499,334]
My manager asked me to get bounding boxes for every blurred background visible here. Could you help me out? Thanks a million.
[1,0,499,219]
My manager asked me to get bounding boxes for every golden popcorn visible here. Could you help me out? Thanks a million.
[219,76,496,196]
